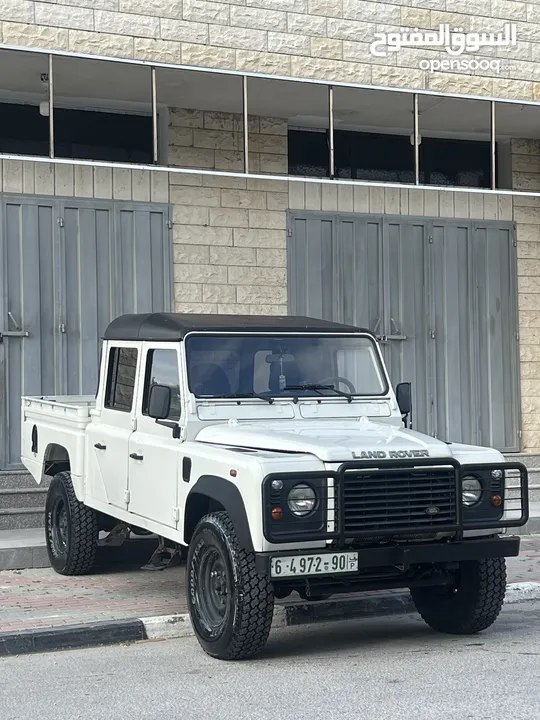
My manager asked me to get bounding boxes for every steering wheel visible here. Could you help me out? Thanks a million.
[319,376,356,394]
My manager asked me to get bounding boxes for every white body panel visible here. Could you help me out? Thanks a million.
[20,332,516,555]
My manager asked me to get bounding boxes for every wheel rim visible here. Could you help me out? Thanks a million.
[51,498,69,555]
[194,544,231,638]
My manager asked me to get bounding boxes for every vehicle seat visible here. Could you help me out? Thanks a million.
[191,363,231,397]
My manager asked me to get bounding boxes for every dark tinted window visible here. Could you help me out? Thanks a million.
[143,349,181,421]
[289,129,491,188]
[0,102,152,163]
[105,347,138,412]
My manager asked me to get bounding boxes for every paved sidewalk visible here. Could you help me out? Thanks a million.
[0,536,539,634]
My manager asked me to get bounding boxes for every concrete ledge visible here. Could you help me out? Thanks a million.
[0,529,48,570]
[2,582,539,658]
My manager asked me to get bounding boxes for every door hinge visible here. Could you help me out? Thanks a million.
[287,228,292,237]
[430,330,436,339]
[172,506,180,523]
[516,332,520,341]
[58,217,64,228]
[124,489,131,504]
[518,429,523,439]
[167,219,173,229]
[428,235,433,244]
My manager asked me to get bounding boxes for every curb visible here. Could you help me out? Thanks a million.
[0,618,146,657]
[2,581,539,657]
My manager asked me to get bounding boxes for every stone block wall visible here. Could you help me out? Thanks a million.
[512,139,540,452]
[168,107,288,315]
[1,0,540,102]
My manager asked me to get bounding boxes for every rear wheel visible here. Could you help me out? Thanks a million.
[187,512,274,660]
[45,472,98,575]
[410,557,506,635]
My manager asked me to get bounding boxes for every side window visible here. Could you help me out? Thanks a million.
[143,349,182,421]
[105,347,138,412]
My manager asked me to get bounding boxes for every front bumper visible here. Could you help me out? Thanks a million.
[255,535,520,576]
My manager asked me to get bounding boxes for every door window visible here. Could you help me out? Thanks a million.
[142,349,181,421]
[105,347,138,412]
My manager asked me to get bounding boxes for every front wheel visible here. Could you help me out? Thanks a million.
[187,512,274,660]
[410,557,507,635]
[45,472,98,575]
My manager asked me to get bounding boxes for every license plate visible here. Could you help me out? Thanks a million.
[270,552,358,578]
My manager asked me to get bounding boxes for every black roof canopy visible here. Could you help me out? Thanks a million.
[103,313,370,342]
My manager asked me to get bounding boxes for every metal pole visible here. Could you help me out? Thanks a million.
[329,85,335,179]
[413,93,419,185]
[242,75,249,174]
[151,67,158,164]
[48,54,54,160]
[490,100,496,190]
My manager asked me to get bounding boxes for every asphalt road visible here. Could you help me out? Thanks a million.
[2,603,540,720]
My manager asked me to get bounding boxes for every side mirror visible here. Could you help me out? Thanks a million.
[148,384,171,420]
[396,382,412,423]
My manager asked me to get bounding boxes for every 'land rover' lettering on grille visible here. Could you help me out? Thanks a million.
[352,450,430,460]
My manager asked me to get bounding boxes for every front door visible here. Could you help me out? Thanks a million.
[127,344,182,529]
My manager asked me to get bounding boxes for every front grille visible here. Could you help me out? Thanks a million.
[342,468,458,536]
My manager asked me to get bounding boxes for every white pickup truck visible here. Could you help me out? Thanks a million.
[21,313,528,660]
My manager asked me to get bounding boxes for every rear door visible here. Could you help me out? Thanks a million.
[85,343,140,510]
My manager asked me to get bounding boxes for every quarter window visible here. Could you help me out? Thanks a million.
[105,347,138,412]
[143,349,182,421]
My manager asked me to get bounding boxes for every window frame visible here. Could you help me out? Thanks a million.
[104,345,139,413]
[141,347,182,422]
[184,331,391,399]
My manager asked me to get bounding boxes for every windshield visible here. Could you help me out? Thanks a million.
[185,334,388,399]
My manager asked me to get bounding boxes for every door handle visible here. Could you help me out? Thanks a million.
[130,453,144,461]
[94,443,107,450]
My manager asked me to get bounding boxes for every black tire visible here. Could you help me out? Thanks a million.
[187,512,274,660]
[45,471,98,575]
[410,557,507,635]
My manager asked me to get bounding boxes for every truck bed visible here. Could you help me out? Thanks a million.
[21,395,96,485]
[22,395,96,424]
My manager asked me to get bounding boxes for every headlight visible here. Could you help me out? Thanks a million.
[287,484,317,517]
[462,476,482,506]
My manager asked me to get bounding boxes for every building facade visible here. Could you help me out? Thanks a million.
[1,0,540,475]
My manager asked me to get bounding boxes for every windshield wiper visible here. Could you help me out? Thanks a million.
[222,392,274,405]
[285,384,353,403]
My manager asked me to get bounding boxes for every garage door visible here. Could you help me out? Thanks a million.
[288,211,520,452]
[0,196,172,469]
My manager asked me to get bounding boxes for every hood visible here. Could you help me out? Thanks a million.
[196,418,452,463]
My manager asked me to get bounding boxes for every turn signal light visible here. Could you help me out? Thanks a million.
[271,507,283,520]
[490,495,502,507]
